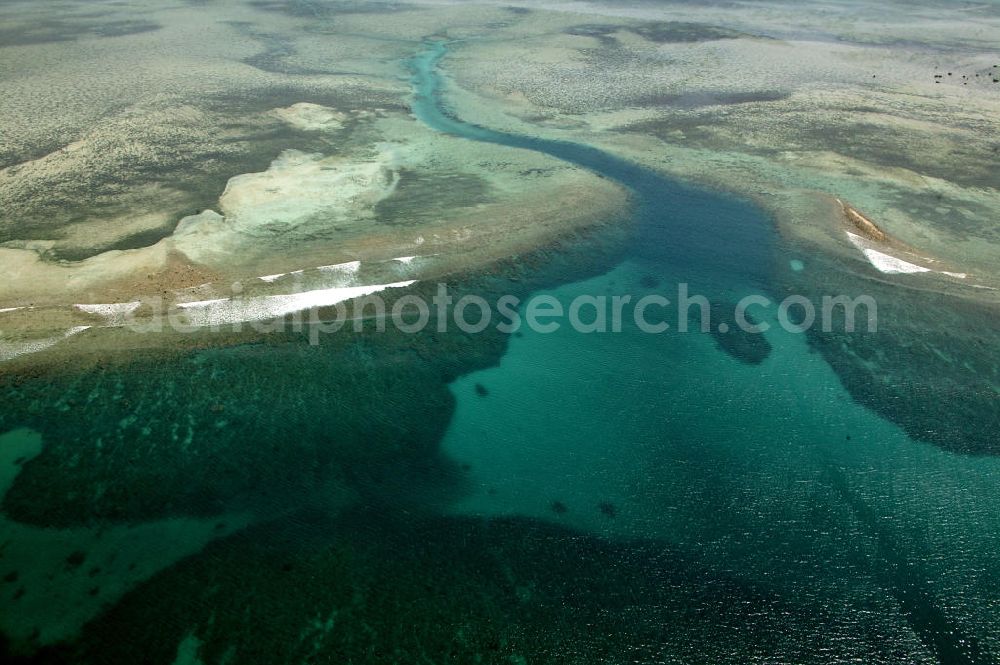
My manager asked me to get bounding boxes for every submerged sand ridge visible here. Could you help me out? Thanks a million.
[0,428,253,646]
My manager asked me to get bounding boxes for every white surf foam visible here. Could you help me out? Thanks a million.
[0,326,91,362]
[317,261,361,275]
[174,281,416,327]
[860,248,931,274]
[846,232,967,278]
[75,302,142,326]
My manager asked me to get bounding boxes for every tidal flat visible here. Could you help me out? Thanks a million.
[1,0,999,663]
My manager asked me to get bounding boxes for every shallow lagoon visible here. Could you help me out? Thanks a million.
[0,40,998,665]
[429,38,1000,662]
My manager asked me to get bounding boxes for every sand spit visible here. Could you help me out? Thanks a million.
[845,232,969,279]
[845,233,931,275]
[841,204,889,244]
[272,102,348,132]
[836,201,969,279]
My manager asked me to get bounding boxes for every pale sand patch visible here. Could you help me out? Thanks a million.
[273,102,347,132]
[172,147,400,266]
[0,143,404,307]
[74,302,143,326]
[861,248,932,275]
[0,243,172,303]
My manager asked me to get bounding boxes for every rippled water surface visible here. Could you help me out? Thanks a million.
[0,42,997,665]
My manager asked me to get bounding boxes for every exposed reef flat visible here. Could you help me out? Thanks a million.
[0,116,623,363]
[0,1,995,413]
[433,0,1000,283]
[414,0,999,454]
[5,0,996,366]
[0,0,626,365]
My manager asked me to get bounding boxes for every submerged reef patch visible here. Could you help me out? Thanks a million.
[248,0,414,17]
[0,18,160,48]
[46,509,814,665]
[564,21,759,46]
[779,247,1000,456]
[707,301,773,366]
[0,219,629,527]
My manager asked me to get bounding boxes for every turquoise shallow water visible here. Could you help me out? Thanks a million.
[410,41,774,294]
[413,42,1000,662]
[0,42,997,664]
